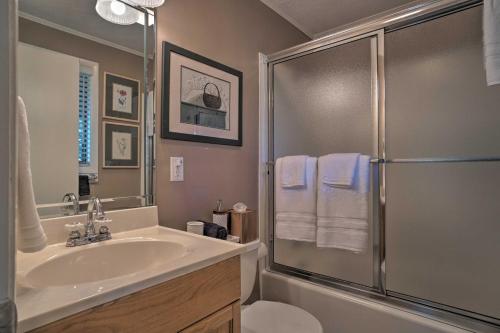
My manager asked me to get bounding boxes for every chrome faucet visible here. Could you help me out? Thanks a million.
[66,196,112,247]
[62,192,79,216]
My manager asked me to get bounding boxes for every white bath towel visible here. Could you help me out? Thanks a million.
[280,155,307,188]
[317,154,370,252]
[484,0,500,86]
[275,156,317,242]
[17,96,47,253]
[321,153,360,188]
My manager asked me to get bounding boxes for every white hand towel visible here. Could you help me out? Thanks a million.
[484,0,500,86]
[317,154,370,252]
[17,96,47,253]
[321,153,360,188]
[280,155,307,188]
[275,156,317,242]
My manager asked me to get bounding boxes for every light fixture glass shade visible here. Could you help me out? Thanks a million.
[96,0,140,25]
[128,0,165,8]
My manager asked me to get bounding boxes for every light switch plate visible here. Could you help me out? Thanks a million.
[170,157,184,181]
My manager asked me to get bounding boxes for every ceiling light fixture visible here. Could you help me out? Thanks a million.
[95,0,140,25]
[110,0,126,15]
[128,0,165,8]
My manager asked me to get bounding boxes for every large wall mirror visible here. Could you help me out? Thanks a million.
[17,0,155,218]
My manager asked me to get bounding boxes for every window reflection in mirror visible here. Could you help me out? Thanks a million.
[17,0,155,217]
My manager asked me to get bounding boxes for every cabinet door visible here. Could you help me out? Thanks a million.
[180,302,240,333]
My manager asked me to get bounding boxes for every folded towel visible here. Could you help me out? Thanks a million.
[316,219,368,253]
[16,96,47,253]
[79,175,90,197]
[484,0,500,86]
[203,221,228,240]
[275,156,317,242]
[276,213,316,242]
[280,155,307,188]
[317,154,370,252]
[321,153,360,188]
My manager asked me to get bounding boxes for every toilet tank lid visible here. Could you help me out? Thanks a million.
[239,239,261,253]
[257,242,268,259]
[242,301,323,333]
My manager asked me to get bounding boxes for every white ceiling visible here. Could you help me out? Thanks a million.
[261,0,416,38]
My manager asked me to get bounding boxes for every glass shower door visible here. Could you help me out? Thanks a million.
[270,34,381,288]
[385,6,500,320]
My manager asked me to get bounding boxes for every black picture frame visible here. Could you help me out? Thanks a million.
[161,42,243,146]
[103,121,140,168]
[104,72,140,123]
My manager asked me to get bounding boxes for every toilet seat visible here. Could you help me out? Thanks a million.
[241,300,323,333]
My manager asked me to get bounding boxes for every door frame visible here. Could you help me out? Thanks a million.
[0,0,18,331]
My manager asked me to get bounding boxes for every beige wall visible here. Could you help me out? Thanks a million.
[156,0,309,229]
[19,18,143,200]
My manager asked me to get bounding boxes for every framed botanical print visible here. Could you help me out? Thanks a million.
[104,72,140,123]
[103,121,140,168]
[161,42,243,146]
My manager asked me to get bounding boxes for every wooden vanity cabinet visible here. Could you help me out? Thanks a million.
[29,256,241,333]
[180,302,240,333]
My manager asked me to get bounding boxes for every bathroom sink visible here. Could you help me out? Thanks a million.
[16,223,246,332]
[24,239,187,287]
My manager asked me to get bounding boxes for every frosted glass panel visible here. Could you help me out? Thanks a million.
[386,162,500,319]
[385,6,500,159]
[274,38,374,159]
[272,37,375,286]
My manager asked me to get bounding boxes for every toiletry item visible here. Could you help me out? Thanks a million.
[64,222,85,235]
[230,209,257,244]
[233,202,247,213]
[186,221,204,235]
[213,199,229,229]
[203,221,228,240]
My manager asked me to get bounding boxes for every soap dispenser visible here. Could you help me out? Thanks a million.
[212,199,229,230]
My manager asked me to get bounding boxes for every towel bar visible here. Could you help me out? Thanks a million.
[268,157,500,165]
[266,158,384,165]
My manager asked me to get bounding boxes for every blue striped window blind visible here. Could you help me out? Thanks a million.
[78,72,92,166]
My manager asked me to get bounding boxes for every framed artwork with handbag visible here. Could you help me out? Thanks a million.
[161,42,243,146]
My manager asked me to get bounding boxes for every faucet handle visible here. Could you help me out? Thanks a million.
[94,218,112,236]
[97,223,112,241]
[98,225,110,235]
[68,229,81,240]
[65,222,84,235]
[62,192,80,215]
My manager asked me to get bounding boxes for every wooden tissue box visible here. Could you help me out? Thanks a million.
[229,210,257,244]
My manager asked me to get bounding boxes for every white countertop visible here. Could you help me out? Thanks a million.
[16,225,249,332]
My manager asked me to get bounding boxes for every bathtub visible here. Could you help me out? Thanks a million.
[261,270,473,333]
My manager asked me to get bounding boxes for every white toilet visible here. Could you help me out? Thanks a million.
[240,243,323,333]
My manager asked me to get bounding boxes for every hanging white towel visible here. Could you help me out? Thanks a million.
[275,156,317,242]
[17,96,47,253]
[316,154,370,252]
[321,153,360,188]
[484,0,500,86]
[280,155,307,188]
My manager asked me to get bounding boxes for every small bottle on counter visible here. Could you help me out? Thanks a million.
[212,199,229,230]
